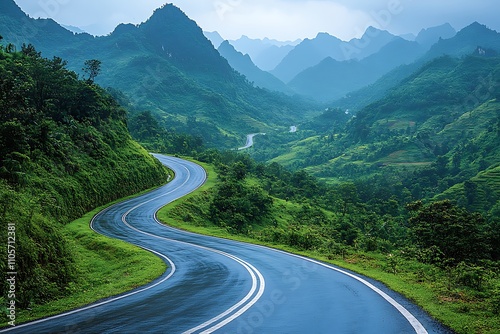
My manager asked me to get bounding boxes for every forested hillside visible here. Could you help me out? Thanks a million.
[161,150,500,334]
[0,1,315,148]
[0,44,169,308]
[252,52,500,217]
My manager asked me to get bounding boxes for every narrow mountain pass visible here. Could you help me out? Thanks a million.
[2,155,449,334]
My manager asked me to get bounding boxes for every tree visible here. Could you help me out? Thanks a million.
[83,59,102,83]
[407,200,489,266]
[210,169,273,232]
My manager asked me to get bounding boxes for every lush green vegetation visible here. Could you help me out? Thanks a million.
[0,45,169,323]
[251,54,500,217]
[1,3,499,333]
[7,194,166,326]
[0,2,318,149]
[160,153,500,334]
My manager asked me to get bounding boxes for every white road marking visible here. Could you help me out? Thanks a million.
[255,246,429,334]
[118,158,266,333]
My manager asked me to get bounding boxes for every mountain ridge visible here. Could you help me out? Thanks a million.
[0,1,313,147]
[217,40,290,93]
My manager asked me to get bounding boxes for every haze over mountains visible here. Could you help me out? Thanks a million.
[207,23,465,102]
[2,0,500,146]
[0,0,314,148]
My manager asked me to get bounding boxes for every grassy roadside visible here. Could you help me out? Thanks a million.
[4,185,169,327]
[157,160,500,334]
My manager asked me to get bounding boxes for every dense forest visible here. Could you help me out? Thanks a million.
[0,2,317,149]
[163,149,500,333]
[1,1,499,332]
[249,53,500,217]
[0,43,169,309]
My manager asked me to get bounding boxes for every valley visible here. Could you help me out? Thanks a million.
[1,1,499,333]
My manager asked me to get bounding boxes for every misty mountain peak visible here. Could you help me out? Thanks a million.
[315,32,341,42]
[460,21,496,36]
[362,26,391,37]
[112,23,138,35]
[0,0,27,19]
[142,4,194,29]
[416,23,456,48]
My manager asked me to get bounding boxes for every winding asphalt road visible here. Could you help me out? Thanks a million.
[2,155,450,334]
[237,133,266,151]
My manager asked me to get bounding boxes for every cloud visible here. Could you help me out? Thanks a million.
[193,0,373,40]
[12,0,500,39]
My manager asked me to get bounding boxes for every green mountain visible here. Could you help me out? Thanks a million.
[271,28,397,83]
[288,38,424,102]
[0,1,312,148]
[227,35,301,69]
[217,40,291,94]
[425,22,500,59]
[0,46,169,307]
[415,23,456,49]
[262,52,500,214]
[331,23,500,113]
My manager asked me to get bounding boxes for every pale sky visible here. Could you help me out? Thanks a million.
[13,0,500,41]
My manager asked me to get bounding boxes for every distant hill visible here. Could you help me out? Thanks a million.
[204,31,224,48]
[61,24,87,34]
[0,1,313,148]
[217,40,291,93]
[288,38,424,102]
[0,46,169,308]
[425,22,500,60]
[415,23,456,49]
[271,28,397,83]
[332,23,500,112]
[252,44,296,71]
[351,55,500,140]
[271,32,347,83]
[228,35,301,71]
[268,52,500,213]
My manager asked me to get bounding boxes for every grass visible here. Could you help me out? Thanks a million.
[4,187,168,327]
[157,159,500,334]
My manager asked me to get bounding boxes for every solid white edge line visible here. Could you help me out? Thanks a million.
[0,244,176,333]
[148,156,429,334]
[0,155,190,333]
[261,248,429,334]
[117,157,266,333]
[198,261,266,334]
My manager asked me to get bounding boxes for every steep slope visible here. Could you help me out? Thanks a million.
[0,0,93,48]
[415,23,456,49]
[332,23,500,112]
[217,40,290,93]
[0,2,312,148]
[289,38,424,102]
[252,44,295,71]
[0,47,169,308]
[204,31,224,48]
[271,28,397,83]
[425,22,500,60]
[343,26,398,60]
[271,32,347,83]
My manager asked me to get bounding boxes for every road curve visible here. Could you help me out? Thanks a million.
[2,155,450,334]
[238,133,265,150]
